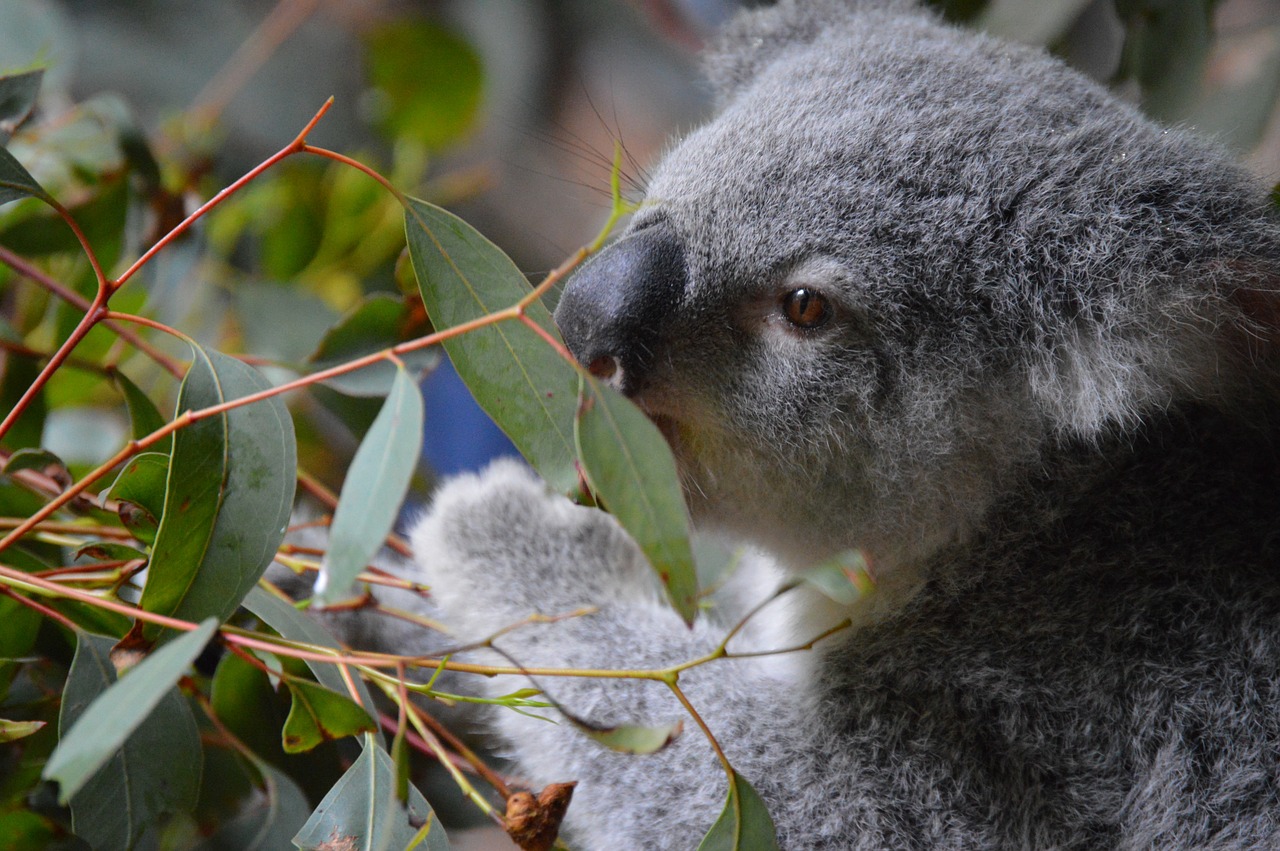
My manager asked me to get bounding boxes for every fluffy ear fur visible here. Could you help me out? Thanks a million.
[1024,240,1280,440]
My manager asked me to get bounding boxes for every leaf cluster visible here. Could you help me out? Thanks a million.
[0,3,1271,850]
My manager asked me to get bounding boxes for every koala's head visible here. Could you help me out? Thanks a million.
[553,0,1280,572]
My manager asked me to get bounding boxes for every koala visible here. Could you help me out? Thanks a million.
[395,1,1280,848]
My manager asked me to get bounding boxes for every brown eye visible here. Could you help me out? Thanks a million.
[781,288,831,330]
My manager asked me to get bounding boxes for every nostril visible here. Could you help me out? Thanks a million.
[587,355,619,381]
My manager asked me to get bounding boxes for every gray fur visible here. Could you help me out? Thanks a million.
[398,1,1280,847]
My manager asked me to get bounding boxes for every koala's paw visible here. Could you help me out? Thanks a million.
[408,458,659,640]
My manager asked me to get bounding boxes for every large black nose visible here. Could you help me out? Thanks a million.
[553,220,686,396]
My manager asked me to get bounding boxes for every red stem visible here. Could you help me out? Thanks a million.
[112,98,334,292]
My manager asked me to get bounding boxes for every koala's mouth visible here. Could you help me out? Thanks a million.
[648,413,682,450]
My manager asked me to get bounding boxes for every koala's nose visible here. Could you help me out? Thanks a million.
[553,220,686,396]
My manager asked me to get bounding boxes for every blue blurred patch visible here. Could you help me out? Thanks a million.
[421,358,519,476]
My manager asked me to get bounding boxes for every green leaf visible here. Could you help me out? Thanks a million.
[1115,0,1214,122]
[242,586,382,740]
[0,68,42,144]
[2,448,69,488]
[364,20,482,151]
[308,294,437,397]
[140,347,296,632]
[581,719,683,755]
[282,680,378,754]
[798,550,875,606]
[0,718,44,742]
[574,374,698,624]
[0,593,41,658]
[293,742,450,851]
[696,770,779,851]
[0,145,48,207]
[0,343,46,451]
[73,541,146,563]
[405,197,580,494]
[45,622,213,809]
[316,366,423,605]
[107,452,169,545]
[113,368,171,453]
[0,172,128,268]
[196,755,311,851]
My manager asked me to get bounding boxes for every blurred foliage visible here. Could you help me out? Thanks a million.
[0,1,1277,850]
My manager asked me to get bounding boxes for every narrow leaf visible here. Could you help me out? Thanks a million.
[799,550,875,606]
[0,344,46,450]
[107,451,169,545]
[3,447,70,489]
[0,145,48,207]
[316,366,422,605]
[0,68,43,143]
[44,619,214,804]
[404,197,579,493]
[293,742,450,851]
[0,718,44,742]
[581,719,683,755]
[696,770,780,851]
[574,374,698,624]
[74,541,145,562]
[282,680,377,754]
[141,347,296,631]
[242,586,382,737]
[113,368,171,453]
[196,755,311,851]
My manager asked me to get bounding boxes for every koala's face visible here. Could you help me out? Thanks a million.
[553,8,1270,570]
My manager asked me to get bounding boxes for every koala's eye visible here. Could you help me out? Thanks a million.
[781,288,831,330]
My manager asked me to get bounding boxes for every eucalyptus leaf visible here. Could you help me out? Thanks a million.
[799,550,875,606]
[574,374,699,624]
[3,447,69,488]
[405,196,580,494]
[44,621,214,807]
[197,755,311,851]
[293,742,450,851]
[581,719,683,755]
[113,368,171,453]
[1115,0,1214,122]
[0,718,44,742]
[140,347,296,632]
[0,144,48,207]
[281,680,377,754]
[242,586,382,737]
[0,68,42,144]
[316,365,422,605]
[73,541,145,563]
[107,452,169,545]
[696,770,780,851]
[0,346,46,451]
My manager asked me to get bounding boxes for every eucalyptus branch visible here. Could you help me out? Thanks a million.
[0,338,114,376]
[370,675,505,822]
[0,245,183,376]
[0,99,336,446]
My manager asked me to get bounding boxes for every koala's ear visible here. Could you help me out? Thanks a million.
[704,1,918,102]
[1026,274,1280,439]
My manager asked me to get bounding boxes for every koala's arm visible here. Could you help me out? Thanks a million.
[408,461,822,847]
